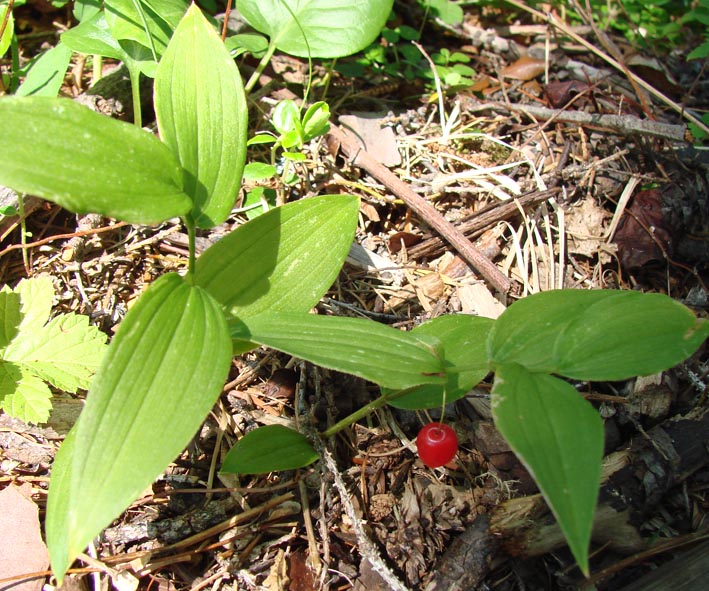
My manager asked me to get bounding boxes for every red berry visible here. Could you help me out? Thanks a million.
[416,422,458,468]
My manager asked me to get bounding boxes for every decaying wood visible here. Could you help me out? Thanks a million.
[328,123,513,294]
[441,406,709,583]
[407,187,561,261]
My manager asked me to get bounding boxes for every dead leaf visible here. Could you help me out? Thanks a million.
[565,199,613,263]
[501,56,545,81]
[545,80,592,107]
[339,113,401,167]
[263,549,289,591]
[0,484,50,591]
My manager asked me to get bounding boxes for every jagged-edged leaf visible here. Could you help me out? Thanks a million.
[0,363,53,424]
[155,4,248,228]
[4,314,107,393]
[221,425,318,474]
[491,363,603,576]
[0,97,192,224]
[488,289,709,381]
[45,273,232,582]
[231,312,446,390]
[239,0,394,58]
[195,195,359,320]
[387,314,493,409]
[16,275,54,334]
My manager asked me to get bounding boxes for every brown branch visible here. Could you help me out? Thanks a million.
[328,123,513,294]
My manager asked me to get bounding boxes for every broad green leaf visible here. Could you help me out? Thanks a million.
[225,32,269,57]
[302,101,330,141]
[4,314,107,393]
[492,363,603,576]
[422,0,465,26]
[0,288,21,349]
[243,162,277,181]
[231,312,446,390]
[488,290,709,381]
[0,363,53,424]
[46,273,232,582]
[0,97,192,224]
[238,0,394,58]
[16,42,72,97]
[387,314,493,410]
[73,0,101,22]
[272,99,302,139]
[104,0,188,60]
[0,4,13,58]
[155,4,248,228]
[62,11,129,61]
[195,195,359,319]
[221,425,318,474]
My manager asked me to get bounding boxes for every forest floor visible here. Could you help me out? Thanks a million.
[1,1,709,591]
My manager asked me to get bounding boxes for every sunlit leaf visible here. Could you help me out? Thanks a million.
[155,4,248,228]
[0,97,192,224]
[231,312,446,390]
[488,289,709,380]
[45,273,232,582]
[492,363,603,577]
[16,42,72,97]
[388,314,493,409]
[238,0,394,58]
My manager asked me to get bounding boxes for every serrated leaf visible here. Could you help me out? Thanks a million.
[231,312,446,390]
[239,0,394,59]
[0,96,192,224]
[221,425,318,474]
[195,195,359,321]
[4,314,107,393]
[492,363,603,576]
[488,290,709,381]
[46,273,232,582]
[16,275,54,333]
[387,314,493,410]
[155,4,248,228]
[0,363,53,424]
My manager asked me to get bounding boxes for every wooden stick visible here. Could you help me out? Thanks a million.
[328,123,513,294]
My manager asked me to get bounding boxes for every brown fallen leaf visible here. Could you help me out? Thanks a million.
[0,484,50,591]
[545,80,592,107]
[501,56,545,81]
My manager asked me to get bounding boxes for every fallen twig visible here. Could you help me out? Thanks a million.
[328,123,513,294]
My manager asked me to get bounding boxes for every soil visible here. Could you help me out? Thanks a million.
[1,2,709,591]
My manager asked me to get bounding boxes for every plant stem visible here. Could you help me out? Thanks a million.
[320,394,391,439]
[16,193,30,274]
[244,41,277,94]
[127,64,142,128]
[185,216,197,277]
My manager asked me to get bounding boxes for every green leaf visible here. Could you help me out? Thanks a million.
[0,96,192,224]
[221,425,318,474]
[272,99,303,143]
[62,11,129,61]
[488,290,709,381]
[0,4,14,58]
[155,4,247,228]
[0,287,22,349]
[231,312,446,390]
[16,42,72,97]
[422,0,465,26]
[225,32,269,57]
[302,101,330,141]
[16,275,54,334]
[45,273,232,583]
[0,363,53,424]
[4,314,107,393]
[243,162,277,181]
[239,0,395,59]
[491,363,603,576]
[73,0,102,22]
[104,0,188,61]
[387,314,493,410]
[195,195,359,319]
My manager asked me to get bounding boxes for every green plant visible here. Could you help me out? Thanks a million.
[222,290,708,575]
[0,275,107,423]
[0,1,397,582]
[417,422,459,468]
[1,0,706,583]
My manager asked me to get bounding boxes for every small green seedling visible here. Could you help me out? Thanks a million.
[0,275,107,424]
